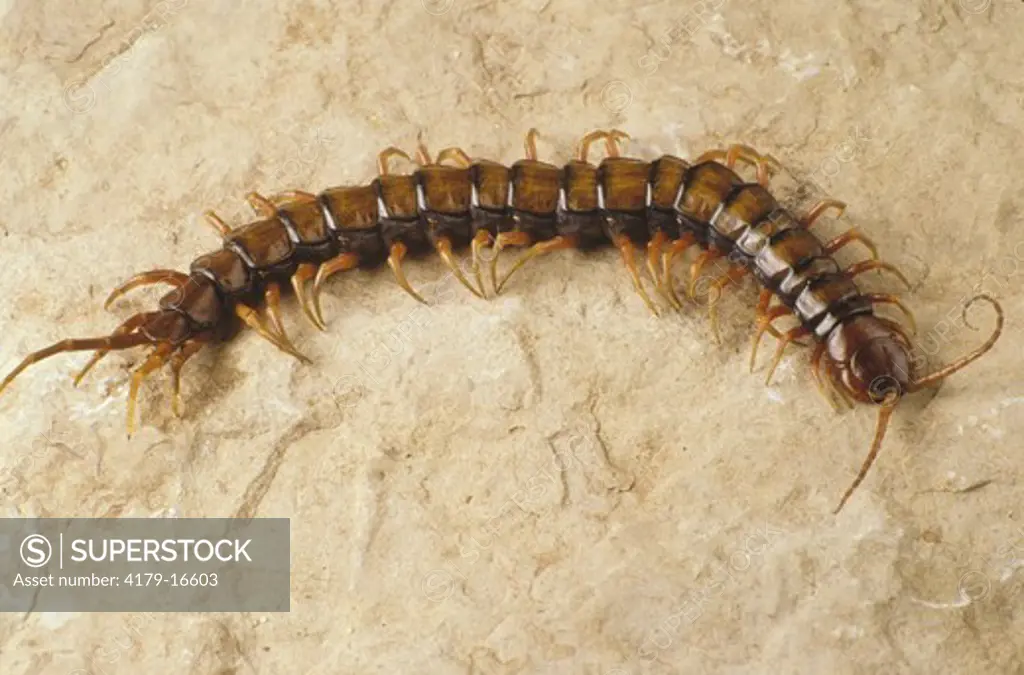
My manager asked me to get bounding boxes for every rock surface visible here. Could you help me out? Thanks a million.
[1,0,1022,672]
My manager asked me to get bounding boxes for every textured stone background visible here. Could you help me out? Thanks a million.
[1,0,1022,673]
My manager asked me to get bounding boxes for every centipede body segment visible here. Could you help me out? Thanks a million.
[0,129,1003,513]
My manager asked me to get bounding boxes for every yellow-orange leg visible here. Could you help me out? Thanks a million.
[496,235,579,295]
[126,342,175,438]
[724,144,782,187]
[291,263,325,331]
[646,231,671,304]
[234,303,311,364]
[169,339,205,418]
[203,210,231,238]
[247,192,277,218]
[312,252,360,326]
[470,230,493,298]
[436,236,485,299]
[801,199,846,229]
[661,233,697,310]
[749,304,796,373]
[823,228,878,261]
[614,234,660,317]
[763,325,811,386]
[387,241,428,305]
[866,293,918,335]
[688,248,723,299]
[845,260,912,290]
[810,342,842,413]
[706,265,748,343]
[378,147,413,176]
[103,270,190,310]
[489,231,533,296]
[524,128,540,160]
[436,147,473,168]
[264,282,307,362]
[753,289,795,341]
[73,312,158,386]
[576,130,628,163]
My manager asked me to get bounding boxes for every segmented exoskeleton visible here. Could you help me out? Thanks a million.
[0,129,1003,513]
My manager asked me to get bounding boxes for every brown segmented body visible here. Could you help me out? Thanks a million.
[0,129,1003,513]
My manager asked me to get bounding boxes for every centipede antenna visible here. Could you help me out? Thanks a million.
[104,270,190,310]
[0,331,156,398]
[909,294,1004,391]
[834,393,900,513]
[435,237,485,299]
[387,241,428,305]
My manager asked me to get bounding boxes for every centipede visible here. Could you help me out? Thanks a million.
[0,128,1003,513]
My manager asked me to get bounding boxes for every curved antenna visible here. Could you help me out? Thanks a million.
[909,294,1004,391]
[834,392,900,514]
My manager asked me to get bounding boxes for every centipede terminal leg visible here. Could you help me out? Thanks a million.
[495,234,579,295]
[823,228,879,261]
[800,199,847,228]
[126,342,175,438]
[103,270,190,310]
[291,263,326,331]
[435,236,485,299]
[387,241,429,305]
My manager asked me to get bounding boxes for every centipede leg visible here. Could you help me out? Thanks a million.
[749,304,795,373]
[387,241,428,305]
[291,263,325,331]
[603,130,630,158]
[823,228,879,261]
[844,259,912,291]
[524,128,540,160]
[435,236,485,299]
[378,147,413,176]
[311,252,360,326]
[866,294,918,335]
[688,248,723,299]
[646,231,669,301]
[800,199,847,228]
[810,342,842,413]
[435,148,473,168]
[169,339,205,418]
[103,270,190,310]
[489,231,532,296]
[723,145,782,187]
[73,311,159,386]
[126,342,175,438]
[268,189,316,204]
[764,325,811,386]
[246,192,283,218]
[203,210,232,238]
[706,265,748,343]
[614,234,660,317]
[470,230,493,298]
[661,233,697,310]
[496,234,579,295]
[234,303,311,364]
